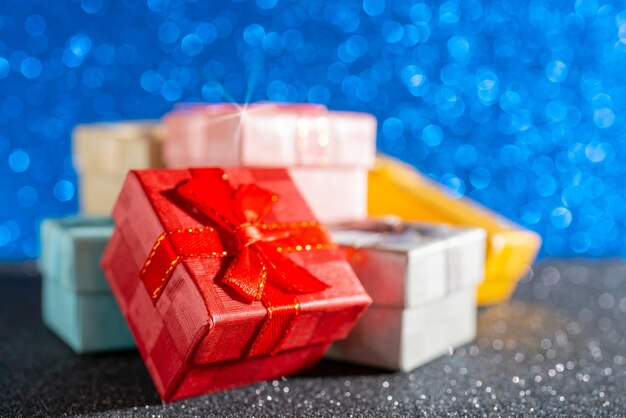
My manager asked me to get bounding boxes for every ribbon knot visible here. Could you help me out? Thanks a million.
[235,223,263,247]
[140,168,334,357]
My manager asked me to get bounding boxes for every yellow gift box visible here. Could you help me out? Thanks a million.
[368,155,541,305]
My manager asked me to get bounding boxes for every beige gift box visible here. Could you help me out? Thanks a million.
[73,121,164,214]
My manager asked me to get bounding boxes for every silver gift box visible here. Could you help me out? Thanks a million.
[327,289,476,372]
[326,220,486,371]
[330,220,486,308]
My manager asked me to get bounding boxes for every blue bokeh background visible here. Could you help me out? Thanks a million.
[1,0,625,260]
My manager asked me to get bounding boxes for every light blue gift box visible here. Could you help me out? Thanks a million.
[38,216,135,353]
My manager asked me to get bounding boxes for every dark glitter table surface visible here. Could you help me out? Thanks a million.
[1,259,625,417]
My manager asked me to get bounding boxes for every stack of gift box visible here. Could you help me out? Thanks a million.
[38,102,541,401]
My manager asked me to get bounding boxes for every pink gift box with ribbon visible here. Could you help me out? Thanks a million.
[163,103,377,223]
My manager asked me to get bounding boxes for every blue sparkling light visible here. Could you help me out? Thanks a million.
[17,186,38,207]
[24,15,46,36]
[53,180,75,202]
[0,58,10,79]
[159,22,180,44]
[257,0,278,10]
[8,149,30,173]
[551,207,573,229]
[363,0,385,17]
[545,60,568,83]
[244,24,265,46]
[1,0,626,259]
[81,0,103,14]
[422,124,443,147]
[181,34,203,56]
[20,57,42,78]
[447,36,470,62]
[593,108,615,128]
[0,226,10,247]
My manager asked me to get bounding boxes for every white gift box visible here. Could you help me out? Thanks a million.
[326,220,486,371]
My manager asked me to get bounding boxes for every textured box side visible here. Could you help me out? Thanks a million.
[78,174,126,215]
[42,279,82,352]
[404,240,448,308]
[38,219,62,279]
[445,228,487,292]
[60,222,114,293]
[73,121,163,176]
[102,227,179,399]
[42,279,134,353]
[39,216,115,293]
[171,343,330,401]
[325,305,402,370]
[398,289,476,372]
[77,291,135,352]
[326,289,477,372]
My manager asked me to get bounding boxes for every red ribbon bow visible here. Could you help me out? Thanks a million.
[140,169,333,357]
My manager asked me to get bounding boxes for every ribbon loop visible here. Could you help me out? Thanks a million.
[140,169,334,357]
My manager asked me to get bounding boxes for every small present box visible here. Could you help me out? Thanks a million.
[163,103,376,223]
[73,121,164,214]
[325,220,485,371]
[101,167,371,401]
[38,217,135,353]
[368,155,541,305]
[328,289,476,372]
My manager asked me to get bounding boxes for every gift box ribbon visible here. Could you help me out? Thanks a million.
[140,168,334,357]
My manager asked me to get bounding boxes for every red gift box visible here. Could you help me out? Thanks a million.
[101,167,371,401]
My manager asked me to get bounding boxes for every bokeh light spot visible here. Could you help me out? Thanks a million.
[422,124,444,147]
[17,186,38,207]
[181,34,203,56]
[244,24,265,46]
[363,0,385,16]
[24,15,46,35]
[545,60,568,83]
[447,36,470,62]
[551,207,573,229]
[257,0,278,10]
[20,56,42,78]
[0,58,9,78]
[469,167,491,189]
[8,149,30,173]
[159,22,180,44]
[593,108,615,128]
[81,0,103,14]
[53,180,75,202]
